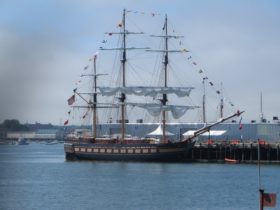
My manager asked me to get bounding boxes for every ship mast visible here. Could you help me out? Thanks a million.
[120,9,126,142]
[73,53,110,140]
[202,77,208,123]
[100,9,148,141]
[78,55,105,139]
[93,54,97,139]
[220,83,224,118]
[260,91,264,122]
[147,14,185,143]
[162,15,168,143]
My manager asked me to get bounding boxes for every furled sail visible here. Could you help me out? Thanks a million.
[98,86,194,98]
[128,103,199,119]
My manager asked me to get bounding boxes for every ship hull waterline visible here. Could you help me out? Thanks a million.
[64,141,195,162]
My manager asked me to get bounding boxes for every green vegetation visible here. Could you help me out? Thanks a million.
[0,119,29,138]
[0,119,29,131]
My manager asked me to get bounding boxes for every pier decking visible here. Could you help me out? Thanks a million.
[188,141,280,163]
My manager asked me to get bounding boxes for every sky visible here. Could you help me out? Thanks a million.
[0,0,280,125]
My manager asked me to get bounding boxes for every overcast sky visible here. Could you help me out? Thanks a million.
[0,0,280,125]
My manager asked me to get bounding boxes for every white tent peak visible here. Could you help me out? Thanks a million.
[146,125,175,136]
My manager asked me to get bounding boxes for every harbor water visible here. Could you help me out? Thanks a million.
[0,143,279,210]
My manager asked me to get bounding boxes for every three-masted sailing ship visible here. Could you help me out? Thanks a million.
[64,9,243,161]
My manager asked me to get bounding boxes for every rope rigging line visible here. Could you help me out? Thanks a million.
[65,10,240,125]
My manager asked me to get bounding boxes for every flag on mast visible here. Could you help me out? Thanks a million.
[67,95,75,105]
[262,193,276,207]
[239,117,243,130]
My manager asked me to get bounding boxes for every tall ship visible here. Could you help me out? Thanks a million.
[64,9,243,161]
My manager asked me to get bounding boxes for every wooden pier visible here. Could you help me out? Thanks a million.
[187,141,280,164]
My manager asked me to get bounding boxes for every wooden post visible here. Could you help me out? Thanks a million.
[216,144,218,161]
[199,143,202,161]
[258,139,264,210]
[277,144,279,161]
[259,189,264,210]
[250,143,253,162]
[207,143,210,161]
[191,145,194,160]
[224,145,227,159]
[242,143,244,162]
[229,144,232,159]
[233,144,236,160]
[219,144,222,160]
[267,144,270,162]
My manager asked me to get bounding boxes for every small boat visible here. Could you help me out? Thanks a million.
[16,138,29,145]
[224,158,238,164]
[45,140,59,145]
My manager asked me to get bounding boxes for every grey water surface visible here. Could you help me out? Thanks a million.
[0,143,279,210]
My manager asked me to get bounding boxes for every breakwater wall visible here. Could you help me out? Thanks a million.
[188,141,280,163]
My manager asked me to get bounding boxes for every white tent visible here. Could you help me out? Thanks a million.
[183,130,227,137]
[146,125,175,136]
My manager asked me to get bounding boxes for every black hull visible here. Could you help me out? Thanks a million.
[64,141,195,162]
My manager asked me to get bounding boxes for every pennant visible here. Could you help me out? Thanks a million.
[262,193,276,207]
[209,81,214,86]
[64,120,69,125]
[82,109,89,119]
[239,117,243,130]
[67,94,75,105]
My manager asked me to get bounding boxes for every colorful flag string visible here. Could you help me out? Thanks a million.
[65,11,238,121]
[184,52,236,109]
